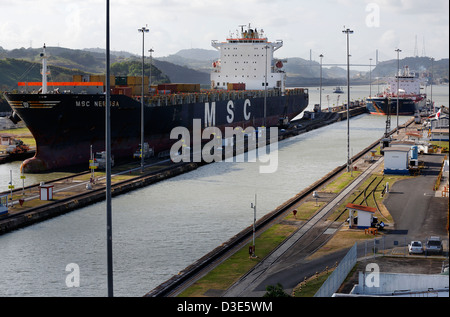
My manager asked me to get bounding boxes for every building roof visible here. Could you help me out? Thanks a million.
[383,147,411,152]
[406,132,422,138]
[346,203,376,213]
[431,128,449,133]
[391,140,416,146]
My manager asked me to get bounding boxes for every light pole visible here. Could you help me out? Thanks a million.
[395,48,401,134]
[319,54,323,110]
[264,45,269,127]
[138,26,149,172]
[149,48,154,94]
[105,0,113,297]
[431,57,434,112]
[369,58,372,98]
[343,27,353,173]
[250,195,257,258]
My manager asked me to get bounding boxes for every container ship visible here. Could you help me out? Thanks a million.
[4,25,309,173]
[366,65,426,116]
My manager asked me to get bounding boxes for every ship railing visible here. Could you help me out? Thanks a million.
[144,87,308,107]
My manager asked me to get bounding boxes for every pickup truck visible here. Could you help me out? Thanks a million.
[425,236,443,255]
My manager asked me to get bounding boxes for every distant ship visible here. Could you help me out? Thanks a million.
[333,86,344,94]
[4,25,309,173]
[366,66,427,116]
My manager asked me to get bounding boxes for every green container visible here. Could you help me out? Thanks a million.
[115,76,128,86]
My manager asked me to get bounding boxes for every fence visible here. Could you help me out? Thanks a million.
[314,243,357,297]
[314,237,449,297]
[358,236,449,258]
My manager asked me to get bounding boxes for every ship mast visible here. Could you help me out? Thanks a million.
[40,44,48,94]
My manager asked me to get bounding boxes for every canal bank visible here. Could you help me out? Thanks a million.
[145,117,424,297]
[0,106,367,236]
[0,162,198,235]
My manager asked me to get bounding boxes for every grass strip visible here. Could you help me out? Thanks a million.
[178,224,297,297]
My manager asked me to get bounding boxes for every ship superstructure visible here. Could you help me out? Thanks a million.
[211,24,286,91]
[366,66,427,115]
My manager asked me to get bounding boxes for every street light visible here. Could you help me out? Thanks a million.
[342,27,353,173]
[319,54,324,110]
[250,195,257,258]
[431,57,434,112]
[395,48,401,134]
[264,45,270,127]
[369,58,372,98]
[148,48,154,94]
[105,0,113,297]
[138,26,149,172]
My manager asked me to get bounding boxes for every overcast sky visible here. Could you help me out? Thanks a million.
[1,0,448,66]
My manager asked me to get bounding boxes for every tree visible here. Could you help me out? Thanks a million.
[263,283,291,297]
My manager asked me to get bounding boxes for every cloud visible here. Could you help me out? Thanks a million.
[378,30,400,50]
[372,0,448,15]
[0,0,447,61]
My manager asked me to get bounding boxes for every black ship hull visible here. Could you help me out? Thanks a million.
[366,95,426,116]
[5,89,308,172]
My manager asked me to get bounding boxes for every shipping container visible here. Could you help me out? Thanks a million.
[112,87,132,97]
[115,76,128,86]
[127,76,149,86]
[176,83,201,93]
[90,75,101,82]
[131,85,149,95]
[127,76,137,85]
[98,75,116,86]
[158,84,177,93]
[227,83,246,91]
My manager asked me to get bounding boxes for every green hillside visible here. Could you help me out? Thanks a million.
[0,58,91,90]
[110,60,170,84]
[0,58,170,93]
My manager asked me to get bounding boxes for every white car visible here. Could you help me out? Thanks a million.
[408,241,424,255]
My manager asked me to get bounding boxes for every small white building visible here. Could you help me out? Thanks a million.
[346,272,449,297]
[383,147,410,175]
[346,203,377,229]
[430,128,449,142]
[39,184,54,201]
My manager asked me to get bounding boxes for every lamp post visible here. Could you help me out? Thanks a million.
[369,58,372,98]
[149,48,154,94]
[319,54,324,110]
[138,26,149,172]
[431,57,434,113]
[264,45,269,127]
[342,27,353,173]
[395,48,401,134]
[105,0,113,297]
[250,195,257,258]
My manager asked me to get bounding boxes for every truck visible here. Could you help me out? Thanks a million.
[425,236,443,255]
[94,151,114,170]
[133,142,154,159]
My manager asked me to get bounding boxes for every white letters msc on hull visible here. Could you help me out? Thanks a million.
[205,102,216,128]
[226,100,234,124]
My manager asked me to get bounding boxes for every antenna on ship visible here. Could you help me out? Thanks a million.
[239,24,246,37]
[40,44,48,94]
